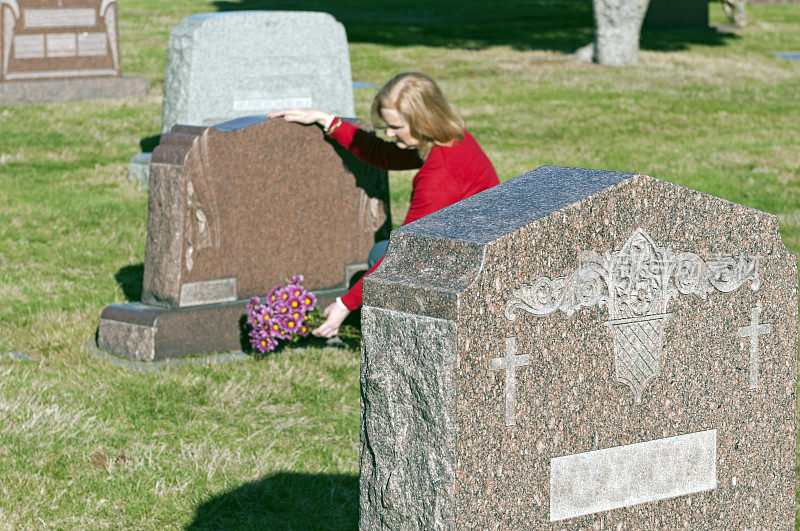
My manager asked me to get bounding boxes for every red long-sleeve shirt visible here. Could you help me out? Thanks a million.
[328,119,499,309]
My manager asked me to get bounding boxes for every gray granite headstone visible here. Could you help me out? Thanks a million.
[162,11,355,134]
[130,10,356,185]
[360,165,797,528]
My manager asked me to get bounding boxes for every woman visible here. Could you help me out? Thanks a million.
[269,72,499,337]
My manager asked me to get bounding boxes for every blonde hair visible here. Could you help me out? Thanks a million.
[371,72,465,159]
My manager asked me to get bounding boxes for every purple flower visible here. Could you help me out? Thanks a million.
[298,322,310,337]
[275,301,291,316]
[280,314,301,335]
[276,286,293,304]
[250,304,273,325]
[290,275,304,285]
[285,295,305,315]
[249,327,277,353]
[300,291,317,312]
[267,318,292,340]
[266,284,282,306]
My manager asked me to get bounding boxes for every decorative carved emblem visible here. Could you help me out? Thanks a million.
[505,228,760,403]
[737,302,772,390]
[184,132,220,271]
[358,190,385,233]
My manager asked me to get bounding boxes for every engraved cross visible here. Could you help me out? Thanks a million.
[490,337,530,427]
[737,302,772,390]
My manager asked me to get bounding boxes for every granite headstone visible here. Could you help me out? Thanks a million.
[130,10,355,186]
[360,165,797,528]
[0,0,147,104]
[162,11,354,134]
[99,116,389,361]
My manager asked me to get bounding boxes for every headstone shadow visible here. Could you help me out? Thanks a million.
[114,263,143,302]
[186,472,358,530]
[139,134,161,153]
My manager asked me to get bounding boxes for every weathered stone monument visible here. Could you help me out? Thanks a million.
[99,116,389,361]
[0,0,147,104]
[130,11,355,186]
[361,166,797,527]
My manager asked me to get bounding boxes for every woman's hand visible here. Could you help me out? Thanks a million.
[311,301,350,338]
[268,109,332,127]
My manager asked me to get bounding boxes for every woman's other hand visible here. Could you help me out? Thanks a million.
[268,109,331,127]
[311,301,350,338]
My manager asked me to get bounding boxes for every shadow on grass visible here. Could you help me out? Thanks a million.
[210,0,736,53]
[114,263,143,302]
[139,134,161,153]
[186,472,358,530]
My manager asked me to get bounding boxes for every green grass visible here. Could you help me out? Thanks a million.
[0,1,798,527]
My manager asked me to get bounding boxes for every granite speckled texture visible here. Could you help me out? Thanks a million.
[161,11,355,134]
[361,309,457,529]
[0,1,147,103]
[98,117,389,361]
[362,165,797,528]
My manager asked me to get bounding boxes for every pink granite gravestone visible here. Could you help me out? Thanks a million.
[361,166,797,528]
[0,0,147,104]
[98,116,390,360]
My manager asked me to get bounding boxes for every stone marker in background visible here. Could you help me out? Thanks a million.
[0,0,147,104]
[361,165,797,528]
[644,0,709,30]
[99,116,389,361]
[129,11,355,186]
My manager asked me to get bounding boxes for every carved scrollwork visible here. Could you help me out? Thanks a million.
[508,228,760,321]
[504,227,761,404]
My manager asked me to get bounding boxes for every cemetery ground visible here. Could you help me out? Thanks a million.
[0,0,798,527]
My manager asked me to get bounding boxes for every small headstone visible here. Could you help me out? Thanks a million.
[128,151,152,187]
[99,116,390,361]
[0,0,147,104]
[643,0,708,29]
[161,11,355,134]
[773,51,800,62]
[361,166,797,527]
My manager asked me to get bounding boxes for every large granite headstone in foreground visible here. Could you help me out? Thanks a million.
[0,0,147,104]
[361,166,797,528]
[99,116,389,361]
[130,11,355,186]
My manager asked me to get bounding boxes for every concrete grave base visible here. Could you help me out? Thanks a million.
[86,342,249,371]
[0,76,148,105]
[97,285,353,361]
[129,152,152,187]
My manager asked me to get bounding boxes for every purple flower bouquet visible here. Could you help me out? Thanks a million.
[246,275,317,354]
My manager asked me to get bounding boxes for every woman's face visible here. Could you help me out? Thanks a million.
[380,107,418,149]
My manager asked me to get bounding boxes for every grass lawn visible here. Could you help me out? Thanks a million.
[0,0,798,527]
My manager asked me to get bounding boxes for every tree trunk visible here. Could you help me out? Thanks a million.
[721,0,749,27]
[593,0,651,66]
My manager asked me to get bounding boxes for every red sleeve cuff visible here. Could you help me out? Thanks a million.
[339,256,385,310]
[339,280,362,310]
[327,118,358,147]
